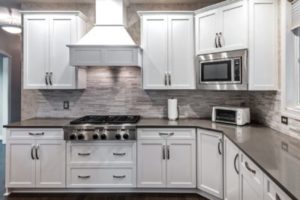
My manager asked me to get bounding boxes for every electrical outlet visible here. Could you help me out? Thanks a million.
[281,116,288,125]
[63,101,70,110]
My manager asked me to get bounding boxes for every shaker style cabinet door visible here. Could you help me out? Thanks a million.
[23,15,49,89]
[224,137,240,200]
[219,0,248,51]
[141,15,168,90]
[167,15,195,89]
[6,140,36,188]
[195,9,219,55]
[137,140,167,188]
[166,139,196,188]
[35,140,66,188]
[49,15,77,89]
[197,129,223,199]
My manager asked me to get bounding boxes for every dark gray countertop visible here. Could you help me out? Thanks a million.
[4,118,300,199]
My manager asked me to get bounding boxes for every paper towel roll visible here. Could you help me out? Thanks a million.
[168,98,178,121]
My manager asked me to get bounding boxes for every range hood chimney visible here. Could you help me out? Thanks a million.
[68,0,141,67]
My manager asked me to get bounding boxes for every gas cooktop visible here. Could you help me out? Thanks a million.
[70,115,141,125]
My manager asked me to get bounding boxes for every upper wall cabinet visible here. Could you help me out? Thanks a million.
[139,12,195,90]
[23,12,87,90]
[195,0,248,55]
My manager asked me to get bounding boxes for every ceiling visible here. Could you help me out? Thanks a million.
[0,0,205,4]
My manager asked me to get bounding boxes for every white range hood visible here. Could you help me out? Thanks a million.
[68,0,141,67]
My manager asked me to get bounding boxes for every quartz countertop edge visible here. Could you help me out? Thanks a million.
[4,118,300,200]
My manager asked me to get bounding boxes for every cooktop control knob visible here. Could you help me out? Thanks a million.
[69,134,77,140]
[123,133,129,140]
[77,134,85,140]
[115,133,122,140]
[100,133,107,140]
[92,133,99,140]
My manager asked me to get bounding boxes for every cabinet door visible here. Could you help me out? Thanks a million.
[248,0,278,90]
[224,137,240,200]
[141,15,169,89]
[195,9,219,55]
[137,140,166,188]
[168,15,195,89]
[241,154,264,200]
[23,15,49,89]
[166,139,196,188]
[219,0,248,51]
[49,15,77,89]
[6,140,36,188]
[197,130,223,199]
[35,140,66,188]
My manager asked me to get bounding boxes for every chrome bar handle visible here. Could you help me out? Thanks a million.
[29,132,45,136]
[218,32,224,47]
[113,153,126,156]
[35,144,40,160]
[215,33,219,48]
[167,145,170,160]
[113,175,126,179]
[31,145,35,160]
[49,72,53,86]
[78,153,91,156]
[78,175,90,179]
[218,139,223,155]
[245,162,256,174]
[168,73,171,86]
[276,193,281,200]
[159,132,169,136]
[162,145,166,160]
[234,153,239,174]
[164,72,168,86]
[45,73,49,85]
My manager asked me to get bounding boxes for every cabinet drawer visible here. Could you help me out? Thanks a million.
[138,129,195,140]
[241,153,264,193]
[68,167,135,188]
[68,142,135,166]
[7,129,64,140]
[264,176,292,200]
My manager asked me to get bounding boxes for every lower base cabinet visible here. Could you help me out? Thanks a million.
[197,129,223,199]
[6,138,66,188]
[137,129,196,188]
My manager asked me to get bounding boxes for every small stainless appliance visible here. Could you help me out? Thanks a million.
[197,49,248,90]
[63,115,140,141]
[212,106,250,126]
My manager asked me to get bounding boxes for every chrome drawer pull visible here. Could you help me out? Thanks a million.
[218,139,223,155]
[159,132,169,136]
[113,153,126,156]
[29,132,45,136]
[78,175,90,179]
[162,145,166,160]
[113,175,126,179]
[35,144,40,160]
[31,145,35,160]
[78,153,91,156]
[245,162,256,174]
[234,153,239,174]
[167,145,170,160]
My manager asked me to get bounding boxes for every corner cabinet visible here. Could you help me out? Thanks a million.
[23,11,87,90]
[139,12,195,90]
[195,0,248,55]
[5,129,66,188]
[137,129,196,188]
[197,129,223,199]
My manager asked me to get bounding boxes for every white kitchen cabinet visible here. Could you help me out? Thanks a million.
[166,140,196,188]
[23,11,87,90]
[248,0,278,90]
[197,129,223,199]
[35,140,66,188]
[6,129,66,188]
[139,12,195,90]
[195,0,247,55]
[137,129,196,188]
[224,137,240,200]
[264,176,292,200]
[240,153,264,200]
[5,140,36,188]
[137,140,166,188]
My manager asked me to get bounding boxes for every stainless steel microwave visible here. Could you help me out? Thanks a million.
[196,49,248,90]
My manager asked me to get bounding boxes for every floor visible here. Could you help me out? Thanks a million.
[0,142,207,200]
